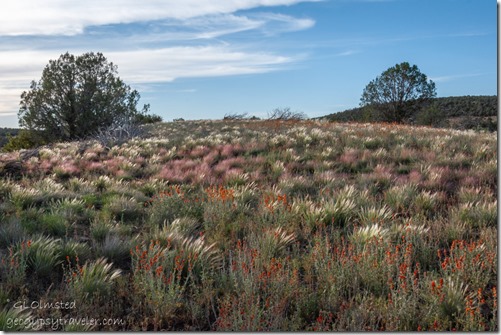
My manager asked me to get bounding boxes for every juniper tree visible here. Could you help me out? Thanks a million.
[18,52,150,142]
[360,62,436,122]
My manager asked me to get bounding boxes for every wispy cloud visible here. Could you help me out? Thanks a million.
[335,50,359,57]
[177,14,266,40]
[251,13,315,35]
[108,46,296,83]
[173,89,198,93]
[429,72,490,83]
[0,0,317,36]
[131,13,315,42]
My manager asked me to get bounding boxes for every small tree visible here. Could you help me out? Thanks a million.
[18,52,150,142]
[360,62,436,122]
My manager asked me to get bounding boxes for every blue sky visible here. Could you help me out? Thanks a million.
[0,0,496,127]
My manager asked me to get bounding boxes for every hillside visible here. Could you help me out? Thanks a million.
[0,120,497,331]
[322,95,497,131]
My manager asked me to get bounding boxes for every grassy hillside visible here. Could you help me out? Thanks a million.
[323,95,497,131]
[0,120,497,331]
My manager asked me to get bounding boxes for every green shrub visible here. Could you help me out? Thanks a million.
[52,198,92,225]
[93,175,112,193]
[416,105,447,127]
[60,240,92,264]
[2,129,47,152]
[90,219,115,243]
[66,258,121,302]
[39,213,68,237]
[147,190,204,228]
[0,179,14,200]
[0,219,24,248]
[384,184,417,214]
[22,235,62,282]
[412,191,440,218]
[248,226,296,261]
[452,201,497,229]
[103,196,144,223]
[291,198,327,231]
[10,187,45,211]
[135,113,163,124]
[358,205,393,226]
[96,234,133,269]
[150,217,203,240]
[18,207,44,234]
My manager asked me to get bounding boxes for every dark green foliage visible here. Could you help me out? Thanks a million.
[38,213,68,237]
[416,104,447,127]
[360,62,436,122]
[2,129,47,152]
[224,112,249,120]
[134,113,162,124]
[325,95,497,131]
[0,128,19,150]
[430,95,498,117]
[18,52,150,143]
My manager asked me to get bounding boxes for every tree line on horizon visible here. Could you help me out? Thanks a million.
[324,95,497,131]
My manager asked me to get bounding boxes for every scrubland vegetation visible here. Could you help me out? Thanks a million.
[0,119,497,331]
[325,95,498,131]
[0,128,19,150]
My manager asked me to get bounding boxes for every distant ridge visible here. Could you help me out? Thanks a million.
[321,95,497,131]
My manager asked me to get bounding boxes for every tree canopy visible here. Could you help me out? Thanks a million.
[18,52,150,142]
[360,62,436,122]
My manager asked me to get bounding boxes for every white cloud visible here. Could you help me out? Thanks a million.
[165,14,266,40]
[0,0,316,36]
[97,12,314,46]
[335,50,358,56]
[0,87,25,118]
[429,73,489,83]
[0,46,297,116]
[108,46,294,83]
[0,50,56,118]
[251,13,315,34]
